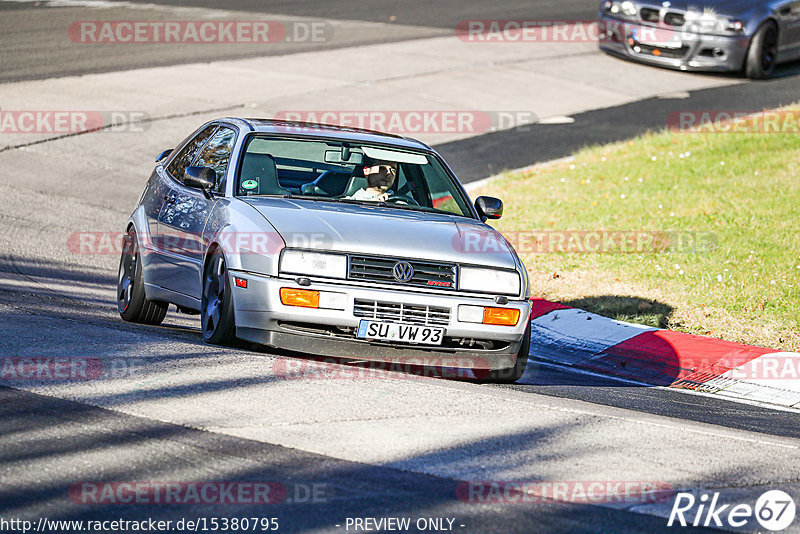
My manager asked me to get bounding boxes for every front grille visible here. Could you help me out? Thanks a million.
[353,299,451,327]
[640,7,661,23]
[664,12,685,27]
[637,7,685,27]
[634,43,689,59]
[349,255,457,290]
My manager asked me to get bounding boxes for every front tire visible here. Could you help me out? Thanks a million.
[745,21,778,79]
[479,321,531,383]
[117,227,168,325]
[201,248,237,345]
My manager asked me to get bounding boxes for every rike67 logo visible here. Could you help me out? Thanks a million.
[668,490,796,531]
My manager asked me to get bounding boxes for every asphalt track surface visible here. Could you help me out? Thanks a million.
[0,0,598,82]
[3,0,800,179]
[0,387,713,534]
[2,1,800,532]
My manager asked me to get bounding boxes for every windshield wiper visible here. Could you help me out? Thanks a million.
[281,194,347,203]
[370,202,451,215]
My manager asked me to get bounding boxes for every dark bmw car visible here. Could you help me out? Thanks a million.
[598,0,800,78]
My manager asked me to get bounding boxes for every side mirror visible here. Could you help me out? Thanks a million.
[184,166,217,199]
[475,196,503,220]
[155,149,173,163]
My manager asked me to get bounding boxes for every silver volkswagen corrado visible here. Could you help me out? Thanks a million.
[117,118,532,382]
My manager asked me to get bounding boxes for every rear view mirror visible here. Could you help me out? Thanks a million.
[475,196,503,220]
[324,149,363,165]
[184,166,216,199]
[155,149,173,163]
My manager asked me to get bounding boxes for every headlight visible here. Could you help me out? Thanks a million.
[620,1,636,16]
[684,12,744,35]
[280,250,347,279]
[603,0,637,20]
[459,267,520,296]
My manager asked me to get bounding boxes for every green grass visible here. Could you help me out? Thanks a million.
[472,109,800,350]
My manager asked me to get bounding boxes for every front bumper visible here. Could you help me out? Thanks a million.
[598,16,750,73]
[229,270,531,372]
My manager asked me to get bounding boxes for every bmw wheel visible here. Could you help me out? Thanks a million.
[745,21,779,80]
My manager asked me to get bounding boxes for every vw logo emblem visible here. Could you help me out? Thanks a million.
[392,261,414,282]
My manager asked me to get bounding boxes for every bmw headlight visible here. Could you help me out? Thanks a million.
[684,11,744,35]
[280,250,347,279]
[603,0,637,20]
[459,267,521,296]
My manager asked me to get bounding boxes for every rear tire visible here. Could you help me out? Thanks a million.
[201,248,237,346]
[117,227,168,325]
[745,21,778,79]
[479,321,531,383]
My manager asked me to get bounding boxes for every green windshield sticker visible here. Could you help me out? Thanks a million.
[241,179,258,190]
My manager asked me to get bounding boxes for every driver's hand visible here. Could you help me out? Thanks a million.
[375,192,390,202]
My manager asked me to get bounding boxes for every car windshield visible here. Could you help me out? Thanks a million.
[236,135,474,218]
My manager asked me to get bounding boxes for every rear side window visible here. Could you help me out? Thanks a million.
[166,125,216,184]
[193,127,236,192]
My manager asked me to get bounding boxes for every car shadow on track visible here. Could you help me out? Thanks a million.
[521,295,688,389]
[560,295,673,330]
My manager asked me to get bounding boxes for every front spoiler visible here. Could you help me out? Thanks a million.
[237,327,521,373]
[598,16,750,73]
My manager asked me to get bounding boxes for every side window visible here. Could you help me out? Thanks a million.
[166,125,217,184]
[192,127,236,193]
[419,164,467,216]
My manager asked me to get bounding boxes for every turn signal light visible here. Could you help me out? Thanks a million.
[280,288,320,308]
[483,307,520,326]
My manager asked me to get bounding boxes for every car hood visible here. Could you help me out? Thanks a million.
[244,197,519,270]
[636,0,757,16]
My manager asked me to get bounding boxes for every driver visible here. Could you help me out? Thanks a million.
[346,161,397,202]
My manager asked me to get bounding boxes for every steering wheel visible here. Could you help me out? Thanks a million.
[385,195,420,206]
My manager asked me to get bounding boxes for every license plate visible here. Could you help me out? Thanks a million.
[356,320,444,345]
[632,27,682,49]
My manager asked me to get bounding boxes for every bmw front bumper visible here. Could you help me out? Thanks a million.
[598,16,750,73]
[229,270,531,373]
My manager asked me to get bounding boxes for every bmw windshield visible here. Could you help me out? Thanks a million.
[236,135,475,218]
